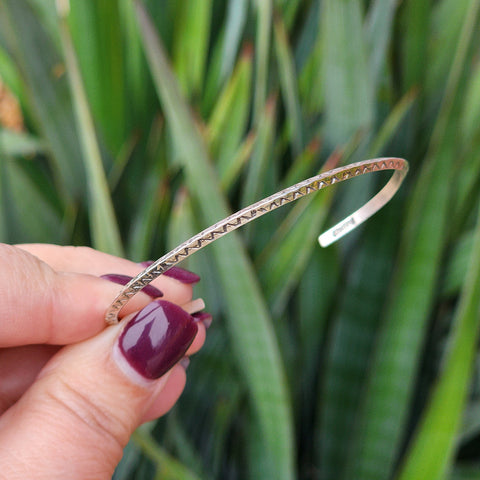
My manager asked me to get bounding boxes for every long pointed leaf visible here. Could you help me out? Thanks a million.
[273,14,303,156]
[398,193,480,480]
[252,0,272,127]
[322,0,373,145]
[1,0,84,202]
[58,4,123,255]
[135,3,295,478]
[348,2,480,477]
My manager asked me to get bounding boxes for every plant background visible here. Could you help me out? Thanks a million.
[0,0,480,479]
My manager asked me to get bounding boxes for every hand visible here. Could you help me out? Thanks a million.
[0,244,210,480]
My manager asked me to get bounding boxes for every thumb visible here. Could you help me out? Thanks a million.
[0,300,198,480]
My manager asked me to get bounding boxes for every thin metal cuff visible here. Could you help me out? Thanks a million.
[105,157,408,324]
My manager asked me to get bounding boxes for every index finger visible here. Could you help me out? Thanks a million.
[17,244,194,306]
[0,245,166,347]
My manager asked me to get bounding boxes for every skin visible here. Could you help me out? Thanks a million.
[0,244,207,480]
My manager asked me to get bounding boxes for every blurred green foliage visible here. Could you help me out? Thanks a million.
[0,0,479,479]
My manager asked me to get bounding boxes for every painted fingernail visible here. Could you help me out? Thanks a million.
[101,274,163,298]
[192,312,212,329]
[139,262,200,284]
[118,300,198,379]
[163,267,200,284]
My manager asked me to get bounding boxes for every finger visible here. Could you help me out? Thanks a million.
[0,345,59,414]
[141,364,187,423]
[18,244,197,306]
[0,244,163,347]
[0,300,201,480]
[187,321,206,354]
[0,320,206,415]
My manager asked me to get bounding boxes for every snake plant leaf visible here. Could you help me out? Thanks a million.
[401,0,430,90]
[321,0,373,146]
[425,0,473,97]
[347,2,479,477]
[0,129,44,157]
[0,45,24,101]
[135,3,295,478]
[460,60,480,143]
[318,206,402,480]
[68,0,126,154]
[252,0,272,127]
[396,7,480,477]
[173,0,212,99]
[397,189,480,480]
[279,0,302,30]
[450,465,480,480]
[347,141,454,480]
[1,159,64,243]
[132,429,202,480]
[220,0,248,83]
[0,0,85,203]
[241,96,277,209]
[58,8,123,256]
[207,45,253,179]
[220,132,256,192]
[127,158,169,262]
[365,0,398,90]
[282,137,322,187]
[442,231,474,297]
[257,185,333,312]
[296,1,323,115]
[273,15,304,157]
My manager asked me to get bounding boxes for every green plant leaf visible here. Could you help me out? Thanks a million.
[0,0,85,203]
[397,195,480,480]
[273,14,303,156]
[207,44,253,178]
[220,0,248,82]
[442,231,475,297]
[252,0,272,127]
[68,0,126,154]
[0,159,64,243]
[58,5,123,255]
[241,95,276,208]
[318,205,402,480]
[132,428,202,480]
[321,0,373,146]
[173,0,212,99]
[135,3,295,478]
[0,129,44,157]
[347,2,480,477]
[366,0,398,89]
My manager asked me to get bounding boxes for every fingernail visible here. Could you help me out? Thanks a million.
[140,261,154,267]
[179,357,190,370]
[118,300,198,380]
[163,267,200,284]
[139,262,200,284]
[192,312,212,329]
[101,274,163,298]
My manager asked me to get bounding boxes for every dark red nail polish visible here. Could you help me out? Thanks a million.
[139,262,200,284]
[101,274,163,298]
[118,300,198,379]
[163,267,200,284]
[139,261,154,267]
[192,312,212,329]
